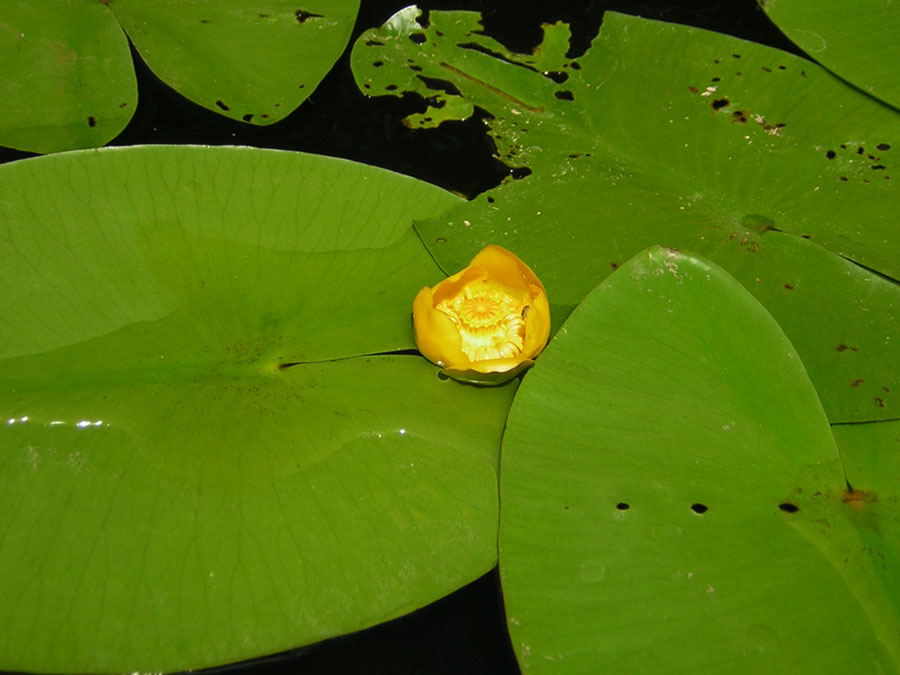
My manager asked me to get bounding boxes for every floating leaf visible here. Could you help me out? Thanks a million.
[761,0,900,109]
[352,8,900,422]
[0,1,135,154]
[0,146,517,673]
[0,0,359,153]
[499,246,899,672]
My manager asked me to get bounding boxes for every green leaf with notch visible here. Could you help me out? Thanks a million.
[0,146,516,673]
[352,8,900,423]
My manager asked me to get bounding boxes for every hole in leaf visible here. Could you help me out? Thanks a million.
[711,97,729,110]
[510,167,532,180]
[215,100,229,111]
[545,70,568,84]
[418,75,462,96]
[877,143,891,151]
[365,40,384,47]
[373,60,383,68]
[87,116,96,127]
[295,9,323,23]
[554,90,574,101]
[616,502,630,510]
[409,33,427,45]
[690,503,708,514]
[242,113,254,122]
[778,502,799,513]
[826,150,836,159]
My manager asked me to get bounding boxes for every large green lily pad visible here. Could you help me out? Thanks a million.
[0,146,516,673]
[499,246,899,673]
[761,0,900,110]
[0,0,359,153]
[352,8,900,423]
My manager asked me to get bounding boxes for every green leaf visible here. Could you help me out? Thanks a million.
[352,8,900,423]
[0,0,136,154]
[112,0,359,126]
[761,0,900,110]
[499,246,900,673]
[0,146,516,673]
[0,0,359,153]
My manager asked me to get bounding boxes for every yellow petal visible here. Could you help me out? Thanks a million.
[412,285,467,367]
[522,285,551,359]
[431,266,489,305]
[468,244,545,296]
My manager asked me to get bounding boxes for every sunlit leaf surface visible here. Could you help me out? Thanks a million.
[499,247,899,673]
[0,146,517,673]
[761,0,900,109]
[0,0,359,153]
[352,8,900,423]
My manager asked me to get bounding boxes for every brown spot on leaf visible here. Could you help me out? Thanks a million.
[849,378,864,387]
[842,488,878,511]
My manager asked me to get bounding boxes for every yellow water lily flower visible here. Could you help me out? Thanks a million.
[413,245,550,383]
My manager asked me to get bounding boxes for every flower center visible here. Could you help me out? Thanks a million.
[437,284,526,362]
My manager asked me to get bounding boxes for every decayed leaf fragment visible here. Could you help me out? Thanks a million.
[413,245,550,384]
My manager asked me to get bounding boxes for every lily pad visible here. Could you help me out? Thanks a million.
[0,0,359,153]
[0,146,517,673]
[0,0,136,154]
[351,8,900,423]
[499,246,899,673]
[761,0,900,109]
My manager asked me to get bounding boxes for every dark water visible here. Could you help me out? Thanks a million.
[0,1,803,673]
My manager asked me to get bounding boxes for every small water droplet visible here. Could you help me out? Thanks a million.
[579,560,606,583]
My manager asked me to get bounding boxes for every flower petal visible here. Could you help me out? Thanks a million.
[468,245,542,296]
[412,286,467,367]
[522,286,551,359]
